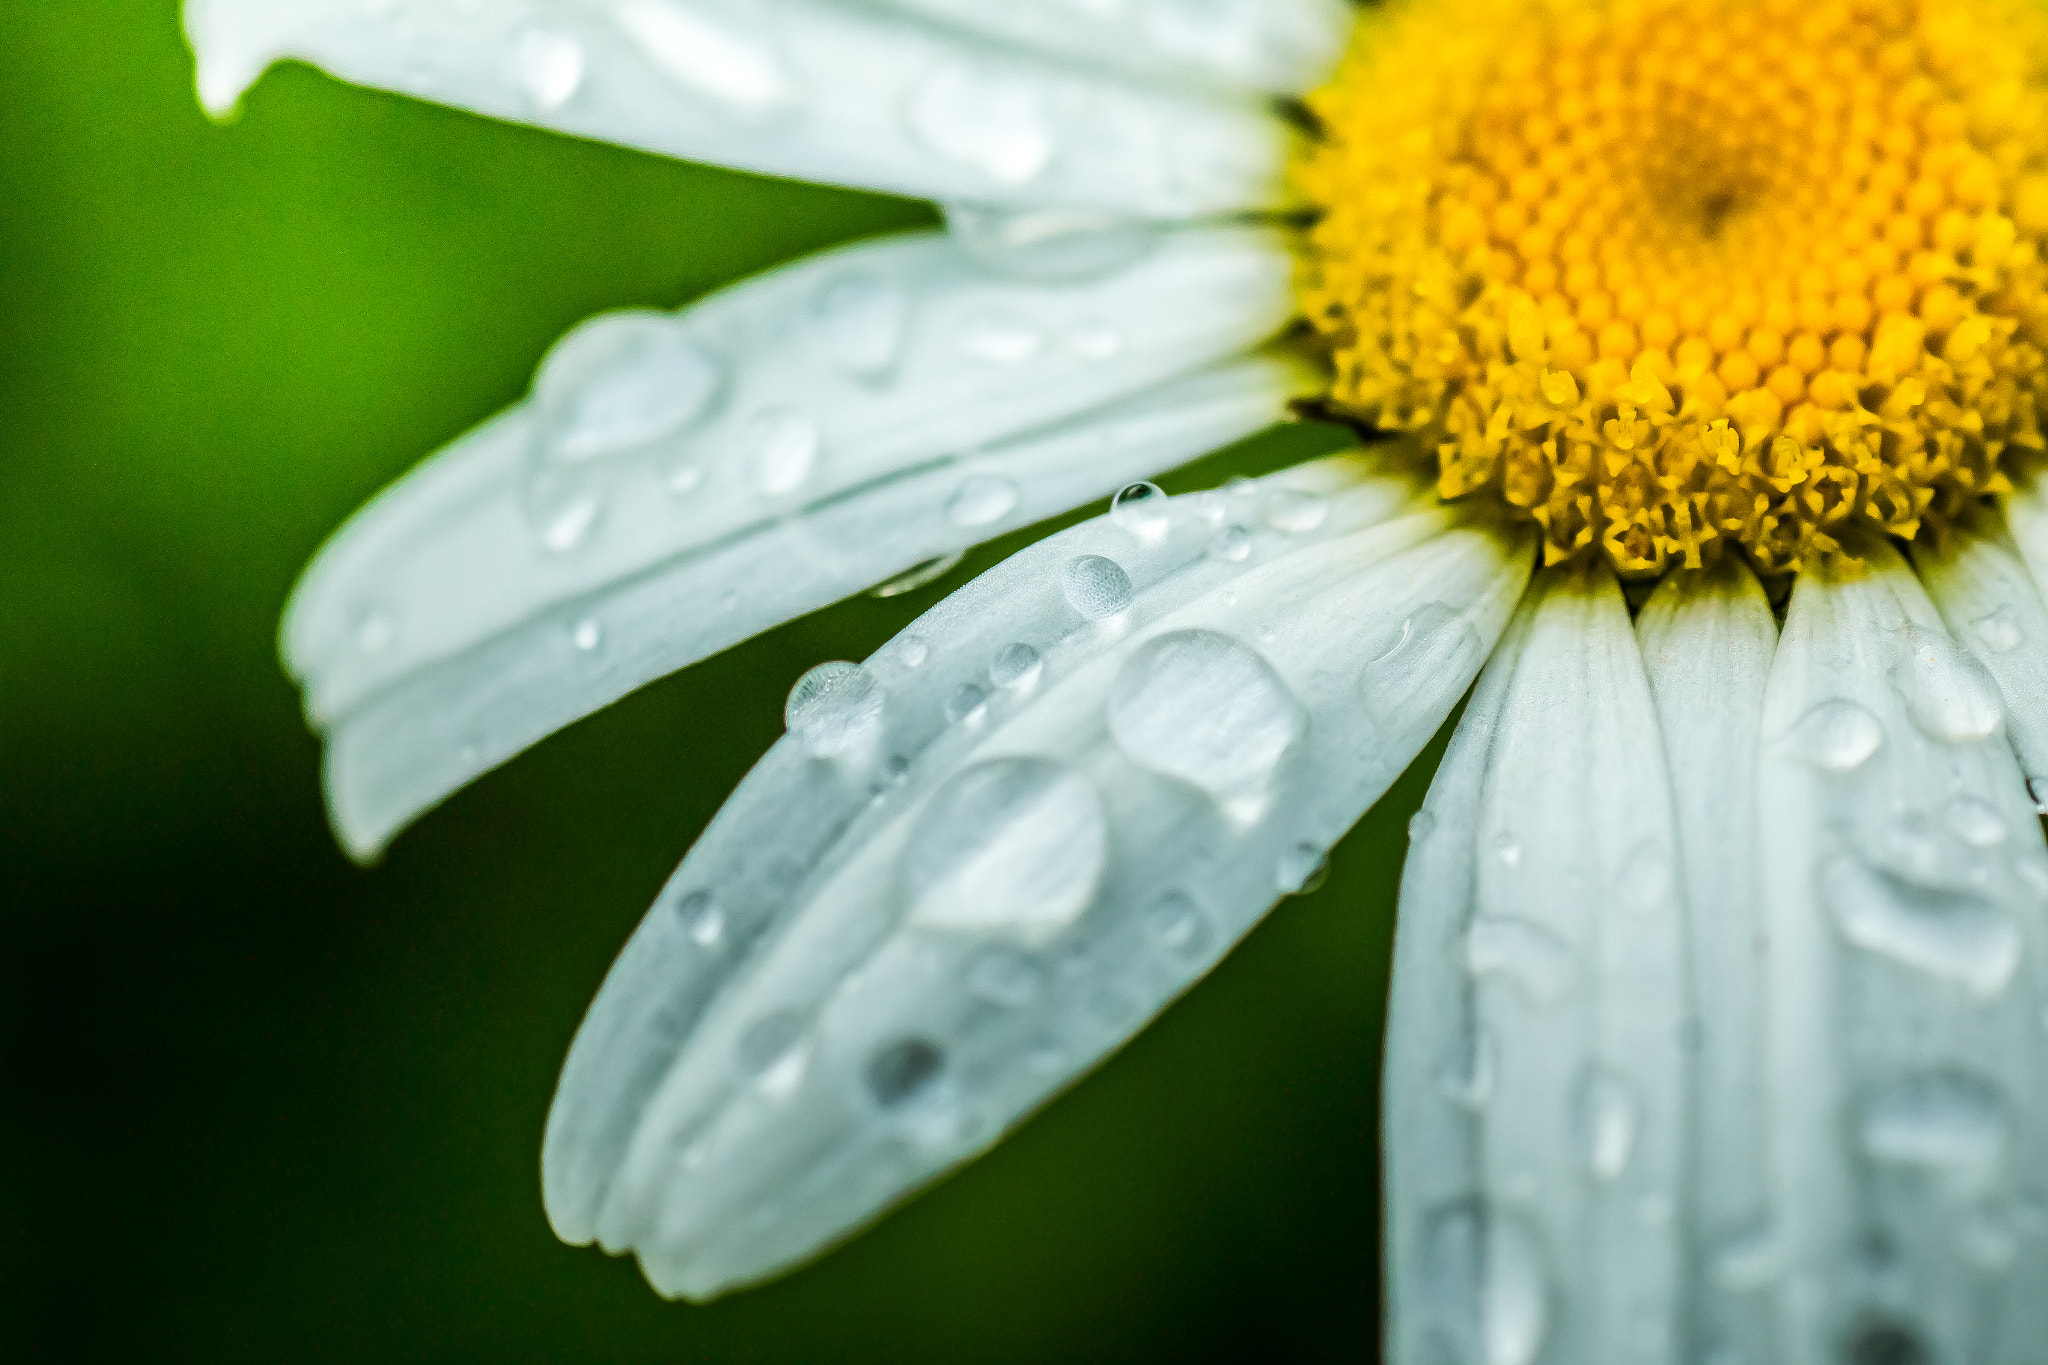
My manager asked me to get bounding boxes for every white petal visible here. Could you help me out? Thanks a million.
[1916,505,2048,785]
[1753,538,2048,1363]
[1636,560,1777,1365]
[875,0,1351,95]
[289,225,1303,859]
[541,456,1534,1299]
[1384,566,1688,1365]
[183,0,1292,217]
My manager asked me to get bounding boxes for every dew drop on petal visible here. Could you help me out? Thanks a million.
[946,475,1020,528]
[513,28,584,110]
[871,553,966,598]
[1974,604,2023,653]
[1821,855,2020,996]
[1265,487,1328,533]
[957,309,1045,364]
[735,1009,808,1077]
[1574,1068,1640,1181]
[944,682,988,725]
[1211,523,1252,562]
[1275,841,1328,894]
[571,618,602,651]
[905,757,1107,945]
[616,0,792,116]
[1110,481,1170,540]
[525,470,604,554]
[899,636,930,669]
[785,661,884,757]
[1108,629,1307,798]
[1435,1028,1495,1110]
[536,313,722,461]
[673,890,724,947]
[355,609,395,655]
[2027,776,2048,815]
[1465,917,1576,1003]
[866,1037,945,1109]
[1944,796,2008,848]
[905,64,1053,186]
[811,273,906,379]
[1062,554,1134,619]
[750,409,819,494]
[1790,698,1885,771]
[989,642,1042,690]
[1144,889,1209,957]
[1421,1201,1550,1365]
[1857,1070,2007,1169]
[1892,627,2004,742]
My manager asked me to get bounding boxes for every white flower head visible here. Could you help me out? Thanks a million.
[190,0,2048,1359]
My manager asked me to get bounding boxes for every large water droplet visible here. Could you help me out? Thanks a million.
[1062,555,1134,619]
[749,409,819,494]
[944,204,1156,282]
[1574,1068,1641,1181]
[866,1037,945,1109]
[1822,856,2020,996]
[1108,629,1308,798]
[536,312,722,461]
[1974,604,2023,653]
[1893,627,2004,742]
[616,0,792,115]
[1790,698,1885,771]
[785,661,884,757]
[946,475,1020,527]
[870,553,965,598]
[1858,1070,2007,1170]
[1110,481,1170,540]
[906,757,1107,945]
[514,29,584,110]
[811,273,906,379]
[905,65,1053,185]
[989,642,1042,690]
[1465,917,1576,1004]
[1421,1201,1550,1365]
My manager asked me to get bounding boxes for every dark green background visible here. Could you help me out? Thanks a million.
[4,4,1436,1360]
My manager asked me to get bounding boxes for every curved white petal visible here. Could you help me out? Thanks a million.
[1636,560,1777,1365]
[542,456,1534,1300]
[1917,505,2048,785]
[288,225,1304,859]
[876,0,1351,96]
[1383,565,1688,1365]
[183,0,1293,217]
[1753,538,2048,1364]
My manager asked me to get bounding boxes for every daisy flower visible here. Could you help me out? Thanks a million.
[188,0,2048,1358]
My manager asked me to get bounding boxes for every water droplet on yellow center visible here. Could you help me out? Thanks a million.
[1294,0,2048,575]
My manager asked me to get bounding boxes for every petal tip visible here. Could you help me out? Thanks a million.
[183,1,279,119]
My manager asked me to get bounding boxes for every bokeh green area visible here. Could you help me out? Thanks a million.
[4,5,1440,1360]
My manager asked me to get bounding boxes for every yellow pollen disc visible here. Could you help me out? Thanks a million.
[1294,0,2048,575]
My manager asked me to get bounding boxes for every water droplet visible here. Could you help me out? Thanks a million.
[946,475,1020,527]
[1068,320,1123,359]
[1211,523,1252,562]
[1265,487,1328,533]
[1858,1070,2007,1169]
[1275,841,1328,894]
[905,757,1107,945]
[906,64,1052,185]
[989,643,1042,690]
[513,28,583,110]
[957,310,1044,363]
[736,1009,807,1077]
[1435,1029,1495,1109]
[616,0,791,115]
[673,890,724,947]
[1574,1068,1640,1181]
[866,1037,945,1108]
[355,609,395,655]
[1893,627,2004,742]
[2028,776,2048,814]
[1791,698,1885,771]
[1944,796,2009,847]
[1360,603,1483,724]
[1421,1201,1550,1365]
[871,553,965,598]
[1062,554,1134,619]
[811,273,905,379]
[571,618,601,651]
[785,661,884,757]
[966,948,1041,1008]
[1822,855,2020,996]
[1409,809,1437,843]
[1145,889,1209,957]
[528,473,604,554]
[666,463,703,495]
[944,682,988,725]
[536,312,721,461]
[1110,481,1170,540]
[1107,629,1307,799]
[944,204,1156,281]
[1465,917,1576,1003]
[719,589,740,613]
[899,636,930,669]
[749,409,818,494]
[1491,829,1523,869]
[1974,604,2023,653]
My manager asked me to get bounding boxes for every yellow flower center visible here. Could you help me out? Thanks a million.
[1294,0,2048,575]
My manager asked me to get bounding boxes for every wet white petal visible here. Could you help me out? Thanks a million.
[1916,505,2048,785]
[287,226,1302,859]
[1637,560,1777,1365]
[183,0,1292,217]
[541,456,1534,1299]
[1384,566,1687,1365]
[876,0,1351,95]
[1753,538,2048,1364]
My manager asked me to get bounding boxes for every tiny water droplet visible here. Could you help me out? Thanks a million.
[749,409,819,494]
[1265,487,1328,533]
[735,1010,807,1077]
[1791,698,1885,771]
[673,890,724,947]
[785,661,884,757]
[866,1037,945,1108]
[571,618,601,651]
[899,635,930,669]
[536,486,602,554]
[666,464,704,495]
[871,552,966,598]
[1144,889,1208,956]
[1211,523,1252,562]
[1974,604,2023,653]
[1110,481,1170,540]
[355,610,395,655]
[1421,1201,1549,1365]
[1492,829,1523,868]
[1893,627,2003,742]
[989,642,1042,690]
[1275,841,1328,894]
[946,475,1020,527]
[2027,775,2048,814]
[1574,1068,1641,1181]
[513,28,584,110]
[944,682,988,725]
[1061,554,1134,619]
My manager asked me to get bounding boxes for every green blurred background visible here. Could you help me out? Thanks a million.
[3,4,1437,1360]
